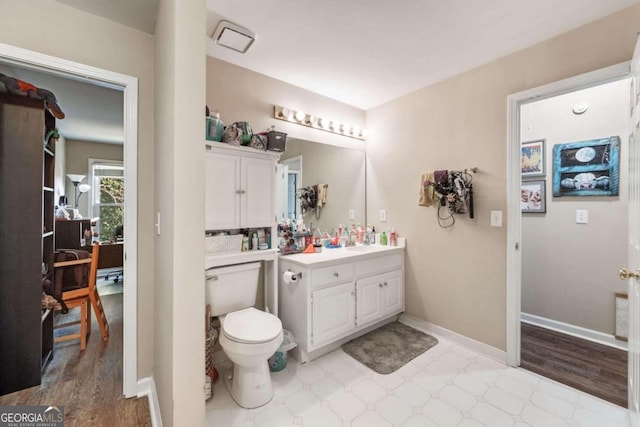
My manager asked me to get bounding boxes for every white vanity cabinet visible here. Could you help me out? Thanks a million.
[279,245,405,363]
[205,143,278,230]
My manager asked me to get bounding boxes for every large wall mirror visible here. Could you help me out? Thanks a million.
[276,138,366,233]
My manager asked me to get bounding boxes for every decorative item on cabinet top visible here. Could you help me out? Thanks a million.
[205,106,287,152]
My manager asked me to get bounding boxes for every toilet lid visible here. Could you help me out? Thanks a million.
[222,307,282,344]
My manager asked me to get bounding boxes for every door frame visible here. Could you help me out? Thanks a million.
[505,61,630,367]
[0,42,139,397]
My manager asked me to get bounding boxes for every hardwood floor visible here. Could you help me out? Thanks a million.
[0,293,151,426]
[521,322,627,407]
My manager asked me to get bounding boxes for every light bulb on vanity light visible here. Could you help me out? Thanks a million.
[280,107,292,120]
[295,110,306,122]
[352,126,361,137]
[321,118,331,130]
[332,121,341,132]
[307,115,318,126]
[343,124,352,135]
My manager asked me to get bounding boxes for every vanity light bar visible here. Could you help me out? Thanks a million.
[273,105,367,141]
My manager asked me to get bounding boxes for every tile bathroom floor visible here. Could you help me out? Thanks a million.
[206,333,628,427]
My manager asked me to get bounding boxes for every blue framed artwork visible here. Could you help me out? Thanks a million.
[521,139,545,177]
[552,136,620,197]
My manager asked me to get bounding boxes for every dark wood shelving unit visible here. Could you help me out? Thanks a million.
[0,93,56,395]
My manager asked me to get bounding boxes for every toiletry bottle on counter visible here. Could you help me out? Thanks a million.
[242,235,249,252]
[390,228,397,246]
[380,231,388,246]
[252,233,258,251]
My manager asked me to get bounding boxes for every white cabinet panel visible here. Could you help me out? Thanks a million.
[205,152,241,230]
[382,269,403,316]
[205,146,277,231]
[356,253,403,277]
[312,282,356,347]
[242,157,275,227]
[311,262,354,289]
[356,275,382,327]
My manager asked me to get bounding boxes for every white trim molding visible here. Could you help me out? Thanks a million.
[137,377,163,427]
[521,312,628,351]
[399,314,506,363]
[0,42,139,397]
[505,61,630,368]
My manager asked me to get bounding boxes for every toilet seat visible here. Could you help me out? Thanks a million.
[222,307,282,344]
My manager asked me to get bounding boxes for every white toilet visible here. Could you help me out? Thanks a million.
[205,262,283,409]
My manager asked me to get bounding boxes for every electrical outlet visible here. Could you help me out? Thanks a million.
[576,209,588,224]
[380,209,387,222]
[349,209,355,220]
[490,210,503,227]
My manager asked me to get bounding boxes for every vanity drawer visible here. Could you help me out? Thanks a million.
[311,263,354,288]
[356,253,403,277]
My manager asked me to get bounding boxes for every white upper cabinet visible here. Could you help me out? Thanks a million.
[205,144,278,231]
[241,156,276,228]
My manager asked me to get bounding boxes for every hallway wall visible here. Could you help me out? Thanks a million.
[520,79,629,334]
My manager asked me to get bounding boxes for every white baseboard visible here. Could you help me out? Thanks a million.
[399,314,507,363]
[137,377,162,427]
[521,312,627,351]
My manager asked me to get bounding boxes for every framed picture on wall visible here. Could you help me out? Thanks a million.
[521,139,545,177]
[552,136,620,197]
[521,180,546,213]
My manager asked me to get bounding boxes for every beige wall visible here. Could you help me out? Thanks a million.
[154,0,205,425]
[206,57,366,150]
[64,139,124,218]
[0,0,155,378]
[365,5,640,350]
[521,79,629,334]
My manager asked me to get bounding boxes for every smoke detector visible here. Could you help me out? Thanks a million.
[211,20,255,53]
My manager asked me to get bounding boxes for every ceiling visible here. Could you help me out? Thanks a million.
[6,0,638,144]
[205,0,640,109]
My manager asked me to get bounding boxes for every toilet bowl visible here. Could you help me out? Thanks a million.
[219,307,283,408]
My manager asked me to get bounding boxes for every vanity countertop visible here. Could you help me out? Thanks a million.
[279,240,405,267]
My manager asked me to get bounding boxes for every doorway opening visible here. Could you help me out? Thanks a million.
[517,78,630,406]
[506,62,632,404]
[0,43,139,397]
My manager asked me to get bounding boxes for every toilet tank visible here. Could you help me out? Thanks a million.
[206,262,261,317]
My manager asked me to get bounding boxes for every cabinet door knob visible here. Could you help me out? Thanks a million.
[333,272,339,277]
[383,282,388,286]
[236,190,246,194]
[351,291,356,296]
[378,283,383,288]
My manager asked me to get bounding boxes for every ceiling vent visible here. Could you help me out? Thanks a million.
[211,20,255,54]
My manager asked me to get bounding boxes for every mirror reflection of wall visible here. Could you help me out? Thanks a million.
[278,138,366,233]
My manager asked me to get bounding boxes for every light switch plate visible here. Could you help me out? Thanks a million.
[380,209,387,222]
[490,210,503,227]
[349,209,355,220]
[576,209,588,224]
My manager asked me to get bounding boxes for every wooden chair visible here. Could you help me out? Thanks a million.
[53,244,109,350]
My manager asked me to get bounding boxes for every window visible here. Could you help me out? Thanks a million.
[89,160,124,242]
